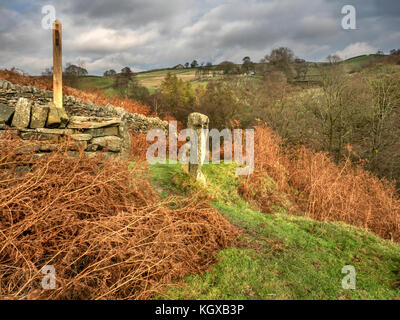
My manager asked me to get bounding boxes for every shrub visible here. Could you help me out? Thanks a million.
[240,125,400,242]
[0,133,237,299]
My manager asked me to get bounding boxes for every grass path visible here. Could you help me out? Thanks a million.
[149,162,400,300]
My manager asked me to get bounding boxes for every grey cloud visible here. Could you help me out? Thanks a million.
[0,0,399,75]
[64,0,193,30]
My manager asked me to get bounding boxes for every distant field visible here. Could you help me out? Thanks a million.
[136,68,197,88]
[74,54,388,94]
[76,68,206,93]
[74,76,114,91]
[136,68,225,89]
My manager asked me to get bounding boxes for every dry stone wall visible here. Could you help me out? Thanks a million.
[0,79,168,160]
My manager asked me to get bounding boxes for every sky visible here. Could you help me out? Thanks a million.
[0,0,399,75]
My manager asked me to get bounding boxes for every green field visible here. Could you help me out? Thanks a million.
[150,162,400,300]
[73,68,201,94]
[73,75,114,91]
[343,54,383,66]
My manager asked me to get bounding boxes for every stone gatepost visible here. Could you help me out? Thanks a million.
[186,112,209,185]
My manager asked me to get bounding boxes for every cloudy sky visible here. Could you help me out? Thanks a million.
[0,0,399,75]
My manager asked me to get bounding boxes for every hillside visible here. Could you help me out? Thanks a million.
[69,54,392,95]
[151,162,400,300]
[73,68,207,95]
[343,54,383,66]
[136,68,200,92]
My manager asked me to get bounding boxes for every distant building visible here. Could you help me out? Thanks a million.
[173,64,184,69]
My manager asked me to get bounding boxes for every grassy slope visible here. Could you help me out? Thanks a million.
[149,162,400,300]
[74,76,114,90]
[343,54,383,66]
[136,68,199,91]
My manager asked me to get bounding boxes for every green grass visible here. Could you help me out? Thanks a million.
[146,86,156,94]
[136,68,197,79]
[74,76,115,91]
[103,87,120,97]
[149,162,400,300]
[344,54,383,66]
[73,74,159,97]
[136,68,199,88]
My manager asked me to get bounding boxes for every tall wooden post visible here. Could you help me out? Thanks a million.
[52,20,62,109]
[47,19,68,128]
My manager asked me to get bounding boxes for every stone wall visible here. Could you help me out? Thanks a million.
[0,79,168,160]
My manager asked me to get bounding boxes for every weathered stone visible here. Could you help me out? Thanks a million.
[67,116,121,129]
[105,104,125,117]
[46,103,69,128]
[83,126,119,137]
[37,143,59,152]
[57,107,69,128]
[125,112,168,134]
[0,103,14,123]
[11,98,31,128]
[91,136,123,152]
[32,153,48,159]
[14,141,41,154]
[21,86,32,93]
[38,141,87,152]
[185,112,209,185]
[20,132,60,141]
[30,105,49,128]
[64,95,76,104]
[70,133,92,141]
[2,81,11,90]
[29,128,73,135]
[86,144,99,152]
[67,151,118,159]
[118,122,131,160]
[46,105,61,128]
[82,152,98,159]
[19,128,73,141]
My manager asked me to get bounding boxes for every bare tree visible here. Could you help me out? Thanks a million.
[42,67,53,77]
[264,47,296,79]
[326,54,342,64]
[104,69,117,77]
[294,58,308,80]
[366,69,400,170]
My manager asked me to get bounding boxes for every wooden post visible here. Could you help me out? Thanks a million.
[47,19,68,128]
[52,20,62,109]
